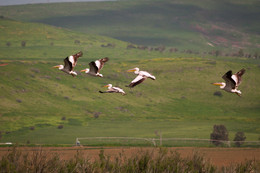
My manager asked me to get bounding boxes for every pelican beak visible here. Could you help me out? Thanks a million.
[127,69,136,72]
[53,65,60,68]
[104,85,109,88]
[80,69,86,72]
[212,83,223,86]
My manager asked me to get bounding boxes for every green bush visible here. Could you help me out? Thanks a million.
[210,125,229,146]
[233,132,246,147]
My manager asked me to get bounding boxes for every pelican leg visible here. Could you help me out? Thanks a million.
[235,92,241,97]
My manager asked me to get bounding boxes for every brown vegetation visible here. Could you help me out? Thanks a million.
[0,146,259,172]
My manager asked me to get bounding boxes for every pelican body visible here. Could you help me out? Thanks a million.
[212,69,245,96]
[99,84,126,95]
[53,51,83,77]
[126,67,156,88]
[81,57,109,77]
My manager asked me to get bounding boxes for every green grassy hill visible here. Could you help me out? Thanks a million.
[0,0,259,53]
[0,18,259,145]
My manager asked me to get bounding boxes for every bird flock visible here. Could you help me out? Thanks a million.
[53,51,246,96]
[53,51,156,96]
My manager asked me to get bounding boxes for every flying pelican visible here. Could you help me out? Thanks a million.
[99,84,126,95]
[53,51,83,77]
[126,67,156,88]
[81,57,109,77]
[212,68,245,96]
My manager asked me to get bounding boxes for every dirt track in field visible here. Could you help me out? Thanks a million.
[0,147,259,168]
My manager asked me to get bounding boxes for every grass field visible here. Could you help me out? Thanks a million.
[0,0,260,52]
[0,4,259,145]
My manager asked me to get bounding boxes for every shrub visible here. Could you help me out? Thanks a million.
[6,42,11,47]
[210,124,229,146]
[61,116,66,120]
[213,91,222,97]
[233,132,246,147]
[93,112,101,119]
[16,99,22,103]
[101,43,115,48]
[127,44,136,49]
[31,68,40,73]
[21,41,26,47]
[238,49,244,57]
[29,126,35,130]
[57,125,63,129]
[215,50,221,57]
[74,40,80,44]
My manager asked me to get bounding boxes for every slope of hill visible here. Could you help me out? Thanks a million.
[0,0,259,53]
[0,18,259,145]
[0,17,131,60]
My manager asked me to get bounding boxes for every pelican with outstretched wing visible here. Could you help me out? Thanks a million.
[126,67,156,88]
[212,68,245,96]
[81,57,109,77]
[99,84,126,95]
[53,51,83,77]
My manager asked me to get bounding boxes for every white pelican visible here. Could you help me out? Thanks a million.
[99,84,126,95]
[53,51,83,77]
[81,57,109,77]
[126,67,156,88]
[212,68,245,96]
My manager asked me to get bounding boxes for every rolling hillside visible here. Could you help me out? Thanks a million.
[0,0,259,53]
[0,18,259,145]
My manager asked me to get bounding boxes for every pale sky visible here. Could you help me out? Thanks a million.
[0,0,116,6]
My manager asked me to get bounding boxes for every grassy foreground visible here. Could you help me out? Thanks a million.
[0,146,259,173]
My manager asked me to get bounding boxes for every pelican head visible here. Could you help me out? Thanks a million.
[53,65,64,70]
[80,68,90,73]
[104,84,112,89]
[212,82,226,89]
[127,67,139,74]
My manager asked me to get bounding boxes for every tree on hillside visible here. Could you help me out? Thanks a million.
[210,125,229,146]
[215,50,221,57]
[233,132,246,147]
[254,52,259,59]
[21,41,26,47]
[6,42,11,47]
[238,49,244,57]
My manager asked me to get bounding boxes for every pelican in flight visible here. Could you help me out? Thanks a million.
[81,57,109,77]
[99,84,126,95]
[53,51,83,77]
[126,67,156,88]
[212,68,245,96]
